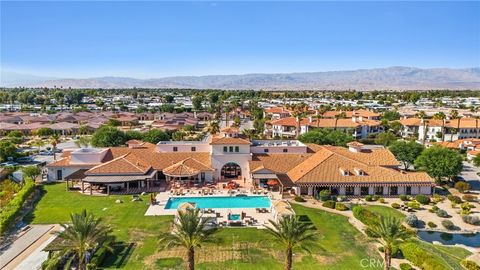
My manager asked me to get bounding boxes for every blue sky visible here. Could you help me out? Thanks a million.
[1,1,479,78]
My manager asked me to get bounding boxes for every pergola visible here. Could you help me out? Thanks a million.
[163,162,201,185]
[80,169,157,195]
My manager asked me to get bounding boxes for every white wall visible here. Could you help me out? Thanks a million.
[156,143,211,153]
[70,149,108,164]
[211,145,250,155]
[211,154,252,181]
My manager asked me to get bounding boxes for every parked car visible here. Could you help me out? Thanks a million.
[39,150,53,156]
[0,161,19,167]
[54,148,63,153]
[16,156,34,163]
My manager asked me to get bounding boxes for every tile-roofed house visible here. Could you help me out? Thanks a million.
[400,117,480,142]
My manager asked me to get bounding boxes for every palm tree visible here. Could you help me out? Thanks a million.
[159,208,217,270]
[449,109,459,142]
[32,139,45,154]
[49,134,60,161]
[224,106,232,127]
[475,115,479,139]
[56,210,112,270]
[368,217,410,270]
[266,215,318,270]
[334,112,347,130]
[242,128,255,140]
[433,112,446,141]
[416,111,427,145]
[314,106,328,128]
[207,121,220,135]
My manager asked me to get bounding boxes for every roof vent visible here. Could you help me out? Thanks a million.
[354,168,366,176]
[339,167,349,176]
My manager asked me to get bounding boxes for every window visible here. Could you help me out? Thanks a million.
[264,149,269,153]
[406,186,412,195]
[390,186,398,196]
[173,147,178,152]
[235,146,239,152]
[283,149,288,153]
[374,186,383,195]
[345,186,355,196]
[229,146,234,152]
[191,147,196,152]
[360,187,369,196]
[56,170,62,180]
[223,146,228,152]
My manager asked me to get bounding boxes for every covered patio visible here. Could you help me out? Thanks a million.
[163,158,214,188]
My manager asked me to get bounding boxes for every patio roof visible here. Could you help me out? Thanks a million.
[251,173,278,179]
[82,169,156,183]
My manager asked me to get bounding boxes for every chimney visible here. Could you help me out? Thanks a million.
[308,116,313,123]
[347,142,364,153]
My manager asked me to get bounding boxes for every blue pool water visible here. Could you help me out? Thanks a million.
[417,231,480,248]
[164,196,271,209]
[229,214,241,220]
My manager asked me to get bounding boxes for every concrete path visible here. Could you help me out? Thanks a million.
[461,161,480,190]
[0,225,54,269]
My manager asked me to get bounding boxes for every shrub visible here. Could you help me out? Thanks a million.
[400,263,413,270]
[319,190,331,201]
[436,209,449,218]
[454,181,471,193]
[432,205,439,211]
[441,220,456,230]
[294,196,305,202]
[352,206,379,226]
[447,195,462,204]
[461,203,473,215]
[427,221,437,228]
[432,194,444,203]
[365,195,374,202]
[0,178,35,233]
[415,194,430,205]
[406,201,420,210]
[462,194,477,202]
[391,203,400,209]
[462,215,480,225]
[461,260,480,270]
[379,198,385,203]
[335,202,348,211]
[322,200,336,209]
[405,214,419,227]
[373,195,381,201]
[400,242,446,270]
[399,194,410,201]
[337,195,347,202]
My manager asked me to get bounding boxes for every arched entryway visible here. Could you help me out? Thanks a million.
[221,162,241,179]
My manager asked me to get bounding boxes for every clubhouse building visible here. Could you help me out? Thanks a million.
[47,127,435,196]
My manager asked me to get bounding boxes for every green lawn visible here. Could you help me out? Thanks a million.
[28,183,382,269]
[363,205,406,220]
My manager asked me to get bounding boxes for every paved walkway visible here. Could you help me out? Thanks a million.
[0,225,54,269]
[461,161,480,190]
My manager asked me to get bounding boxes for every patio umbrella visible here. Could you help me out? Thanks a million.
[267,180,278,186]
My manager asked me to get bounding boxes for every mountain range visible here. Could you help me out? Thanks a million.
[2,67,480,90]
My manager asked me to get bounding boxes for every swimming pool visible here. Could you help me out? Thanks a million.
[164,196,271,209]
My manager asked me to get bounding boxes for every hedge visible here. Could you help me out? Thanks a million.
[322,200,336,209]
[400,242,449,270]
[0,178,35,234]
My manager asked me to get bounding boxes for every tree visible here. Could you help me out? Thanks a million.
[8,130,23,138]
[334,112,347,130]
[74,137,91,148]
[433,112,446,141]
[36,127,54,137]
[125,130,143,140]
[389,141,424,170]
[56,210,112,270]
[142,129,170,144]
[266,215,318,270]
[164,95,175,103]
[22,165,41,180]
[107,119,121,127]
[374,132,397,146]
[0,141,17,162]
[368,217,410,270]
[207,121,220,135]
[91,126,127,147]
[49,134,61,161]
[298,129,353,147]
[449,110,459,142]
[416,111,427,145]
[414,145,463,183]
[473,155,480,167]
[32,139,46,154]
[192,95,204,111]
[382,110,400,121]
[159,208,217,270]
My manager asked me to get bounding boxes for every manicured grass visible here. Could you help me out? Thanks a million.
[363,205,406,220]
[28,183,382,269]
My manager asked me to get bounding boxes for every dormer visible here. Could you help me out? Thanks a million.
[354,167,366,176]
[347,142,364,153]
[339,167,350,176]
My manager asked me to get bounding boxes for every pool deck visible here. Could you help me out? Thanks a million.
[145,190,281,227]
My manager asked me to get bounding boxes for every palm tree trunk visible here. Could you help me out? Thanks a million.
[188,247,195,270]
[334,118,338,131]
[384,247,391,270]
[53,143,57,161]
[285,248,293,270]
